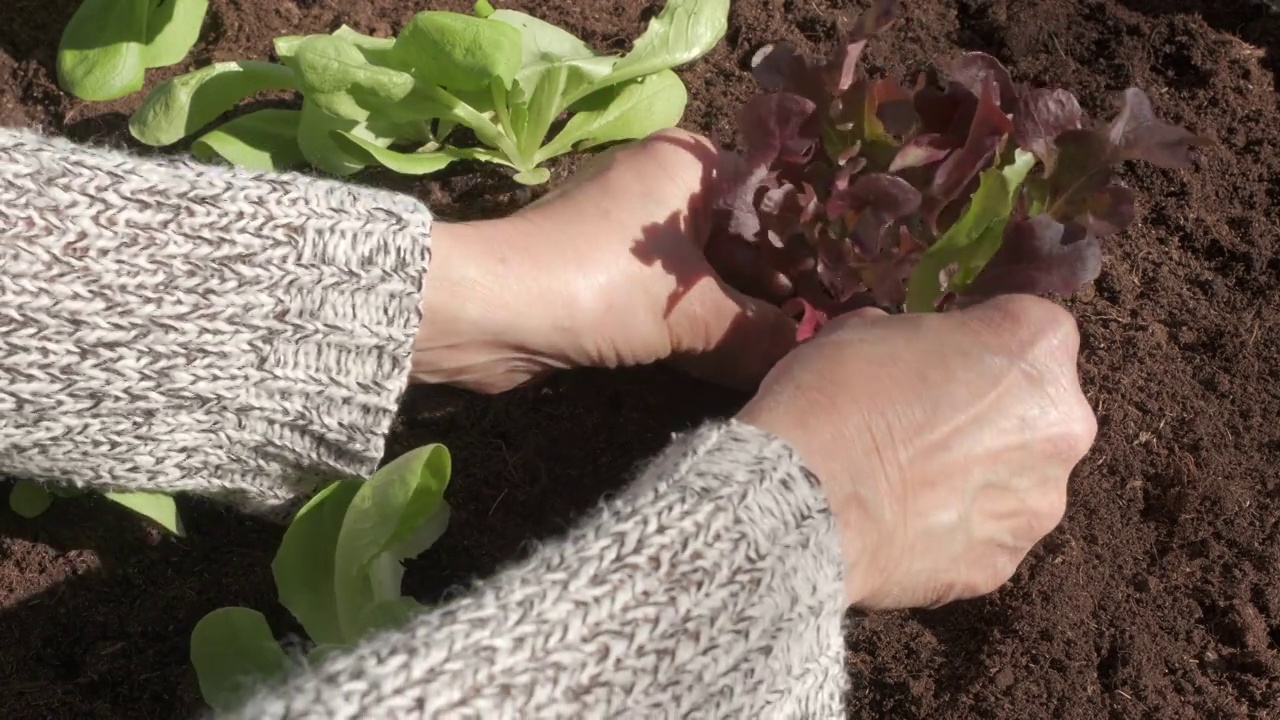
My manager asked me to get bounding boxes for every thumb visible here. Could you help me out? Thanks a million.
[669,277,799,390]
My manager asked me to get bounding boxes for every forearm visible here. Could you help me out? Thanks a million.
[230,420,848,717]
[0,128,432,516]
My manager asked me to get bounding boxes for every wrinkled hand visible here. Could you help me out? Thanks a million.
[411,130,797,393]
[737,296,1097,610]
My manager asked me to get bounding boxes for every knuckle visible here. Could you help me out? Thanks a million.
[976,293,1058,328]
[1048,424,1094,465]
[1039,388,1097,463]
[1036,486,1069,534]
[1018,505,1050,543]
[1012,482,1067,540]
[977,295,1081,359]
[649,126,699,144]
[1074,400,1100,454]
[1057,395,1099,460]
[988,550,1024,590]
[823,306,888,335]
[644,129,718,166]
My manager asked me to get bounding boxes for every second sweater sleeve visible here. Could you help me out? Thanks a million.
[0,128,433,517]
[227,420,849,718]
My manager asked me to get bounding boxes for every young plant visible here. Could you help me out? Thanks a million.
[710,0,1207,336]
[128,0,729,184]
[58,0,209,101]
[190,445,453,713]
[7,479,184,535]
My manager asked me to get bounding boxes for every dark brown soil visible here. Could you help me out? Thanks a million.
[2,0,1279,718]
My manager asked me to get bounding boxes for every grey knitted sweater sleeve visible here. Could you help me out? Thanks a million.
[0,127,847,717]
[1,127,431,516]
[234,420,846,718]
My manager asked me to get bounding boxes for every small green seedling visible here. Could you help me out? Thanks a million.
[58,0,209,101]
[7,479,184,535]
[129,0,729,183]
[190,445,453,714]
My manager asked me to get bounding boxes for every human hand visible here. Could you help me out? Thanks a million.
[411,130,797,394]
[736,295,1097,610]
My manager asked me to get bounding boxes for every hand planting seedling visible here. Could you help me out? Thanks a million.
[7,479,184,535]
[189,445,453,714]
[128,0,729,184]
[709,0,1207,338]
[58,0,209,101]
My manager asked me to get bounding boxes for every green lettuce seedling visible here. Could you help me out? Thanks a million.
[58,0,209,101]
[7,479,184,535]
[190,445,453,714]
[128,0,729,184]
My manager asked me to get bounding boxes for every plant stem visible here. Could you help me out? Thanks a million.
[489,81,526,169]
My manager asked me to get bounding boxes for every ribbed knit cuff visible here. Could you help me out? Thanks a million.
[0,128,432,516]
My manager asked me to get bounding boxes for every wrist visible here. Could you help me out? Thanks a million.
[736,394,834,486]
[410,216,584,392]
[735,399,877,605]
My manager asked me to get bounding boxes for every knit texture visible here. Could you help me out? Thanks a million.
[0,128,432,515]
[228,420,847,719]
[1,128,849,717]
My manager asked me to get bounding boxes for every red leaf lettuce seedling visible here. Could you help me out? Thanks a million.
[709,0,1208,338]
[128,0,729,184]
[189,445,453,714]
[58,0,209,101]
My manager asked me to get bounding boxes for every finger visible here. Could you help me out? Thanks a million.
[954,294,1078,355]
[525,144,629,209]
[645,131,721,247]
[820,305,889,335]
[703,233,794,302]
[845,307,889,321]
[526,130,717,223]
[669,278,799,390]
[644,128,719,177]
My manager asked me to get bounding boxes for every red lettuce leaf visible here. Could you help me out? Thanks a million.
[1013,88,1083,167]
[740,92,818,168]
[824,0,901,93]
[927,81,1013,229]
[890,133,952,172]
[1107,88,1209,168]
[950,52,1019,113]
[783,297,830,342]
[962,215,1102,301]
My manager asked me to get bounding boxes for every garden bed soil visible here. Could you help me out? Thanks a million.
[3,0,1280,718]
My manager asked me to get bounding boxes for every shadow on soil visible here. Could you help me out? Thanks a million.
[1119,0,1280,88]
[0,0,80,71]
[0,496,287,720]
